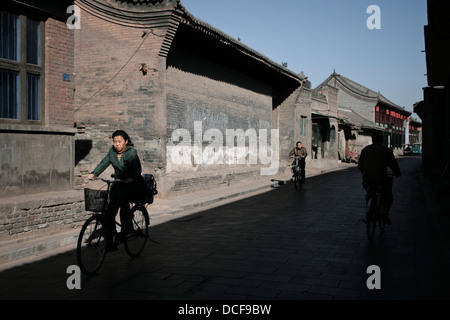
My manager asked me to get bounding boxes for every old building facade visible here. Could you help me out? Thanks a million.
[314,72,412,159]
[0,0,83,253]
[73,0,306,197]
[1,0,76,197]
[0,0,422,261]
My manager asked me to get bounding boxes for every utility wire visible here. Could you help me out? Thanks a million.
[74,0,165,113]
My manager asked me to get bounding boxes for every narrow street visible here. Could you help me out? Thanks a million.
[0,157,449,301]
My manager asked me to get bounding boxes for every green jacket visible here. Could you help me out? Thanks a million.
[91,146,143,182]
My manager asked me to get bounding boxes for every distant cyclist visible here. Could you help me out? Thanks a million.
[289,141,307,183]
[358,131,401,225]
[87,130,148,252]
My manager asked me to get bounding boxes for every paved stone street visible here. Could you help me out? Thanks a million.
[0,157,449,302]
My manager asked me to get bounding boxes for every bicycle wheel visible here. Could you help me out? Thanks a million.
[378,196,386,232]
[124,205,149,258]
[366,197,376,241]
[77,214,106,275]
[294,173,301,189]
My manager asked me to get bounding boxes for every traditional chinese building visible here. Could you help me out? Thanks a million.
[315,72,411,158]
[73,0,307,197]
[408,116,422,145]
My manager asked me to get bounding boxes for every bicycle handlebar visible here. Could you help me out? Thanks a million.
[92,177,126,184]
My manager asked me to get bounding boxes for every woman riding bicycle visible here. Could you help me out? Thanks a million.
[87,130,148,252]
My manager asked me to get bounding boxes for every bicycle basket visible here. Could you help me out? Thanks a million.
[84,188,107,212]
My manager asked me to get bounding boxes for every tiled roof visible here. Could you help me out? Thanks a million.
[320,72,409,114]
[337,107,378,130]
[175,2,306,83]
[81,0,306,84]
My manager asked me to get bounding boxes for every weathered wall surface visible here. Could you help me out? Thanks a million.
[73,3,170,186]
[0,16,75,198]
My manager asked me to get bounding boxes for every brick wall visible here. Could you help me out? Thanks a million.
[0,191,87,250]
[0,15,75,198]
[279,87,307,162]
[73,3,170,183]
[72,2,304,197]
[161,46,279,196]
[165,46,272,165]
[45,18,75,126]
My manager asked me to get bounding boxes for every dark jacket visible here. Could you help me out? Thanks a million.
[91,145,148,201]
[92,146,142,181]
[289,146,308,160]
[358,143,401,181]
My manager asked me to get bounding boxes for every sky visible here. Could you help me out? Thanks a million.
[180,0,428,119]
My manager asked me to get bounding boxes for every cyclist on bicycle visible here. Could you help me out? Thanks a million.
[358,131,401,225]
[289,141,307,183]
[87,130,149,252]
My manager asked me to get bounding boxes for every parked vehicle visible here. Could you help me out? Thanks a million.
[412,143,422,155]
[403,143,422,156]
[403,144,413,156]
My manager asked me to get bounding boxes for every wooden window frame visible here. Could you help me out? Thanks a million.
[0,11,45,124]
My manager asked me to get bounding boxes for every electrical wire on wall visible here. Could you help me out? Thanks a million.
[74,0,166,113]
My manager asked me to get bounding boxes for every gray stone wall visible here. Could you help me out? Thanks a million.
[0,190,86,249]
[335,82,377,122]
[0,127,75,197]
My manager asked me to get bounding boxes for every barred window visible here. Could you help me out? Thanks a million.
[0,11,44,122]
[0,11,19,61]
[300,116,308,136]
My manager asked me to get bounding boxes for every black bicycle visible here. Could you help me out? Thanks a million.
[291,155,303,189]
[364,175,393,241]
[77,176,155,275]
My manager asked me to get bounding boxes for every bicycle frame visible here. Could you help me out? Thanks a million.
[97,177,124,212]
[77,177,151,275]
[291,156,303,189]
[364,174,394,241]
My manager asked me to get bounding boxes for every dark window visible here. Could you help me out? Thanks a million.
[300,116,307,136]
[26,18,40,65]
[0,69,19,118]
[27,74,40,120]
[0,11,43,123]
[0,11,19,61]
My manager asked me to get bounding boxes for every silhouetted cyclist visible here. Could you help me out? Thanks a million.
[358,131,401,225]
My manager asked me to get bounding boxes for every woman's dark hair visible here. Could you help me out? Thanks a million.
[112,130,134,146]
